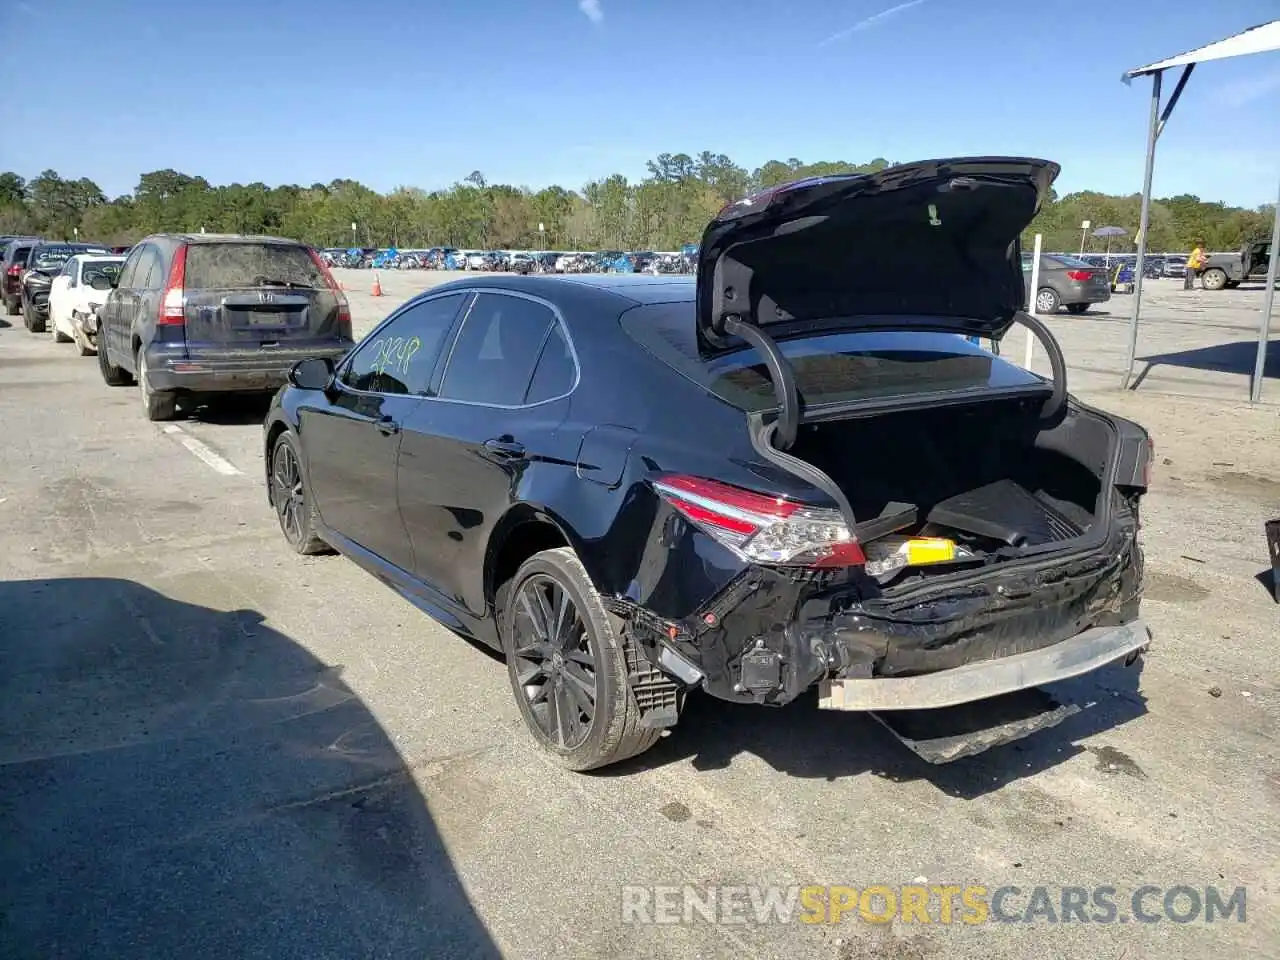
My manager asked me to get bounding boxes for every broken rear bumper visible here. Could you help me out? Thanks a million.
[817,619,1149,711]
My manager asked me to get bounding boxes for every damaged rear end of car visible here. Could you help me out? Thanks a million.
[615,157,1153,762]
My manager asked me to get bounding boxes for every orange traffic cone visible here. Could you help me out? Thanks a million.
[371,271,383,297]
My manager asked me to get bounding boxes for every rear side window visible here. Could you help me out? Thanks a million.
[438,293,555,405]
[184,243,327,290]
[620,304,1042,412]
[524,323,576,403]
[10,245,33,265]
[1048,255,1092,268]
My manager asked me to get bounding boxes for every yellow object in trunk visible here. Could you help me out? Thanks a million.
[904,537,957,566]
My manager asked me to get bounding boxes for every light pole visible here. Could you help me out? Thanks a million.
[1079,219,1091,256]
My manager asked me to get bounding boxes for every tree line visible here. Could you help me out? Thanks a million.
[1,153,1273,255]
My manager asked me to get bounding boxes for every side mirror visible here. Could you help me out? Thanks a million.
[288,356,336,391]
[88,275,113,291]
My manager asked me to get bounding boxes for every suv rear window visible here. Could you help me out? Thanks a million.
[620,303,1042,413]
[184,243,327,289]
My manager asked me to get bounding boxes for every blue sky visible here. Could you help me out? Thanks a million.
[2,0,1278,207]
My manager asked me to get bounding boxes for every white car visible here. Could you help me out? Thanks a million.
[48,254,125,355]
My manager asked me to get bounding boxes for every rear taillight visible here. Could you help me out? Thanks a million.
[309,247,351,333]
[1066,270,1092,281]
[6,265,21,275]
[652,474,865,568]
[158,244,187,325]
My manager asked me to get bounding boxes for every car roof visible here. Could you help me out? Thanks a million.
[143,232,307,246]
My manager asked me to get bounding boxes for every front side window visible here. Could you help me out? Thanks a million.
[437,293,556,405]
[341,293,469,395]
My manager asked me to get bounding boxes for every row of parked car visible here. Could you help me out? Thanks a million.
[319,246,697,275]
[2,236,131,335]
[6,232,354,421]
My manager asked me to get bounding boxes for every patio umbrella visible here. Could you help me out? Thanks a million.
[1093,226,1128,265]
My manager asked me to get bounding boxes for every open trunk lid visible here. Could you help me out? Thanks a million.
[181,242,347,353]
[695,157,1059,356]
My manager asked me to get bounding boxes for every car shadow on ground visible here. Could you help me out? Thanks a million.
[182,392,276,426]
[1130,338,1278,390]
[606,660,1147,799]
[0,577,500,960]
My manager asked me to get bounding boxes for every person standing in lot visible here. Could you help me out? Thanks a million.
[1184,240,1207,289]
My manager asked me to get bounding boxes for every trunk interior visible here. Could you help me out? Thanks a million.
[789,394,1115,585]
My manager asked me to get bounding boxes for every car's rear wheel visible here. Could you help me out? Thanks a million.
[1200,268,1227,291]
[502,547,662,771]
[1066,303,1090,315]
[270,432,329,555]
[1035,288,1060,313]
[137,349,178,421]
[97,331,134,385]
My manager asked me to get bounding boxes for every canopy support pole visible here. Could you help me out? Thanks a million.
[1250,172,1280,403]
[1123,69,1163,390]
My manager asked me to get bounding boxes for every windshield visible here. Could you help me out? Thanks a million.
[621,303,1043,412]
[183,243,328,289]
[33,246,109,271]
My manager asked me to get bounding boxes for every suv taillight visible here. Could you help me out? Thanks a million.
[158,244,187,325]
[652,474,865,568]
[308,248,352,335]
[6,265,21,276]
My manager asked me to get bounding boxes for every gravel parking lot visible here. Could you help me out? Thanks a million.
[1,272,1276,960]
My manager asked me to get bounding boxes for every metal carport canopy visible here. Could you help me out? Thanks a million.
[1120,20,1280,403]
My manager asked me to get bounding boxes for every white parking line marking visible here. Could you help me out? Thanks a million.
[161,424,243,476]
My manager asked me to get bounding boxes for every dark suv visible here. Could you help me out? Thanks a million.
[95,233,355,420]
[2,237,42,315]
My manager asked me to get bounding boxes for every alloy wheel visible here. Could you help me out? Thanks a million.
[1036,289,1058,313]
[510,573,598,749]
[271,441,306,545]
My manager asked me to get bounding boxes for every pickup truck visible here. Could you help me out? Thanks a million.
[1199,240,1272,290]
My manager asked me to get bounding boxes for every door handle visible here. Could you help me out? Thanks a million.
[482,438,526,460]
[375,415,399,436]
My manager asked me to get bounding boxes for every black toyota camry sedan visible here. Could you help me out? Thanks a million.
[264,157,1153,771]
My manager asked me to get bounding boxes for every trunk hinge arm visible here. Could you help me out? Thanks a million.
[722,315,800,450]
[1011,310,1068,420]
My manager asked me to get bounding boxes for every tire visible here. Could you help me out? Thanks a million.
[24,296,45,333]
[501,547,663,771]
[269,431,329,555]
[1035,287,1060,314]
[97,330,134,385]
[1200,268,1227,291]
[1066,303,1090,315]
[137,348,177,421]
